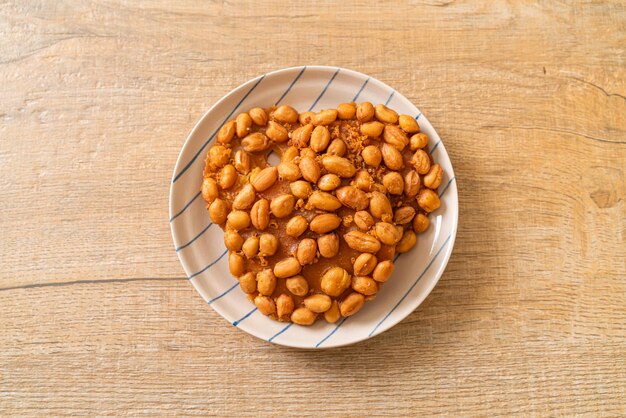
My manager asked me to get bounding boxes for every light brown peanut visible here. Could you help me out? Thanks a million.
[250,199,270,230]
[239,272,256,294]
[235,112,252,138]
[317,233,339,258]
[360,121,385,138]
[209,145,230,168]
[299,156,321,183]
[384,125,409,151]
[233,184,256,210]
[354,210,375,231]
[277,161,301,181]
[290,180,312,199]
[270,194,295,218]
[252,166,278,191]
[322,155,356,177]
[361,145,382,167]
[242,236,259,258]
[249,107,268,126]
[375,222,402,245]
[394,206,416,225]
[310,125,331,152]
[228,252,245,277]
[224,230,244,251]
[291,307,316,325]
[381,143,404,170]
[320,267,351,297]
[411,149,431,174]
[201,177,219,203]
[276,294,295,320]
[308,191,342,211]
[324,301,341,323]
[234,150,251,174]
[375,104,399,124]
[370,191,393,220]
[282,146,299,163]
[273,257,302,278]
[404,170,421,198]
[241,132,270,152]
[336,186,369,210]
[304,294,332,313]
[255,295,276,316]
[217,120,236,144]
[424,164,443,189]
[312,109,338,126]
[337,102,356,119]
[226,210,250,230]
[259,233,278,256]
[318,173,341,191]
[410,132,429,150]
[352,276,378,296]
[310,213,342,233]
[256,269,277,296]
[373,260,395,282]
[417,188,440,212]
[265,121,289,142]
[343,230,382,253]
[300,147,317,159]
[291,123,313,147]
[218,164,237,189]
[209,198,228,224]
[286,275,309,296]
[413,213,430,233]
[396,230,417,253]
[353,170,374,191]
[399,115,420,133]
[296,238,317,265]
[286,216,308,237]
[272,105,298,123]
[299,111,315,125]
[327,139,347,156]
[382,172,404,195]
[340,292,365,317]
[353,253,378,276]
[356,102,375,122]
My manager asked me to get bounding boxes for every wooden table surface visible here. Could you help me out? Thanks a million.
[1,1,625,416]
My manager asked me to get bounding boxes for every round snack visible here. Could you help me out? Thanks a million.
[201,103,443,325]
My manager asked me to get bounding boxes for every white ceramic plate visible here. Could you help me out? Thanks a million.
[169,66,458,348]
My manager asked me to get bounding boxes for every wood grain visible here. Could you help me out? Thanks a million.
[1,0,625,415]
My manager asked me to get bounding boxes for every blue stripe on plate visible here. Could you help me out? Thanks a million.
[352,77,370,101]
[438,177,455,198]
[384,90,395,106]
[275,66,307,105]
[316,317,348,347]
[207,281,239,305]
[430,140,442,153]
[415,112,422,120]
[233,307,257,326]
[308,68,341,111]
[188,249,228,279]
[369,234,452,337]
[172,74,266,184]
[170,191,201,222]
[268,323,293,342]
[175,222,213,252]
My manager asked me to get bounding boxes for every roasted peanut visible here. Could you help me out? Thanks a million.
[250,199,270,230]
[228,252,245,277]
[404,170,421,198]
[382,172,404,195]
[265,121,289,142]
[310,125,331,152]
[411,149,431,174]
[218,164,237,189]
[291,123,313,147]
[226,210,250,230]
[217,120,236,144]
[318,173,341,191]
[356,102,375,122]
[241,132,270,152]
[383,124,409,150]
[286,216,308,237]
[317,233,339,258]
[372,260,395,282]
[234,150,251,174]
[277,161,301,181]
[282,146,299,162]
[353,170,374,191]
[304,294,332,313]
[375,222,402,245]
[327,139,347,156]
[239,272,256,294]
[413,213,430,233]
[286,275,309,296]
[259,233,278,256]
[370,191,393,221]
[381,143,404,170]
[276,294,295,319]
[337,102,357,119]
[257,268,277,296]
[272,105,299,123]
[424,164,443,189]
[354,210,375,231]
[310,213,342,233]
[322,155,356,177]
[417,188,440,212]
[324,300,341,323]
[296,238,317,265]
[290,180,313,199]
[208,145,230,168]
[394,206,416,225]
[336,186,369,210]
[308,191,342,211]
[352,276,378,296]
[299,111,315,125]
[312,109,338,126]
[343,230,382,253]
[300,147,317,159]
[399,114,420,133]
[249,107,268,126]
[410,132,429,150]
[270,194,295,218]
[360,121,385,138]
[353,253,378,276]
[201,177,219,203]
[209,198,228,224]
[320,267,351,297]
[361,145,382,167]
[255,295,276,316]
[291,307,316,325]
[224,229,244,251]
[274,257,302,278]
[375,104,399,124]
[299,156,321,183]
[340,292,365,317]
[252,166,278,191]
[236,112,252,138]
[396,230,417,253]
[242,235,260,258]
[233,184,255,210]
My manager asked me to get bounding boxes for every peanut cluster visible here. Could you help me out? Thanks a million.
[201,102,443,325]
